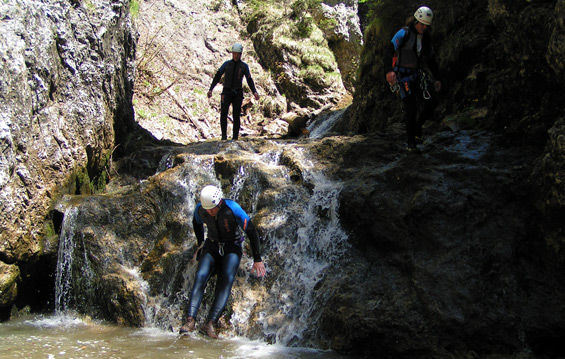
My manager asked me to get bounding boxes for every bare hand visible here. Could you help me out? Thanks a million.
[434,81,442,92]
[252,261,266,278]
[386,71,397,85]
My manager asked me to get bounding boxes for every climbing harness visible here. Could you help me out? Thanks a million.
[391,69,433,100]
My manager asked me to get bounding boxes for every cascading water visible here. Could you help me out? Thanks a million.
[308,108,346,139]
[146,141,350,346]
[246,146,349,345]
[51,139,350,354]
[54,206,78,313]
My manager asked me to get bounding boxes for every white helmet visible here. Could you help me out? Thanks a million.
[200,185,222,209]
[414,6,433,26]
[231,43,243,53]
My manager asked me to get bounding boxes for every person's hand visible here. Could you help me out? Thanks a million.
[386,71,397,85]
[434,80,441,92]
[207,90,212,98]
[254,92,259,101]
[251,261,266,278]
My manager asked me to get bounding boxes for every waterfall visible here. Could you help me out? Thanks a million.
[155,142,349,345]
[247,146,349,345]
[52,140,349,348]
[308,108,346,139]
[54,206,78,313]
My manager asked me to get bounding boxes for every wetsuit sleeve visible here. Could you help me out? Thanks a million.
[384,28,406,74]
[193,204,205,246]
[225,200,262,262]
[245,220,262,263]
[209,61,228,92]
[243,63,258,94]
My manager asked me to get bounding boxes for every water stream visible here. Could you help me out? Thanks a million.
[0,315,348,358]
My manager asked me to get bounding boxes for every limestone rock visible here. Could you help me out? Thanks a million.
[0,262,20,307]
[547,0,565,82]
[0,0,136,264]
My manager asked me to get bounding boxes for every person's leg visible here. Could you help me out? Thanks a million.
[231,94,244,140]
[207,252,241,322]
[415,89,438,140]
[180,252,216,334]
[402,92,418,147]
[187,253,216,318]
[219,94,232,140]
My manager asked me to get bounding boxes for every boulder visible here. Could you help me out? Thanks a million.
[0,262,20,308]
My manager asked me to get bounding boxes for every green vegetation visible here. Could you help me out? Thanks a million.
[83,0,95,11]
[130,0,140,18]
[245,0,340,97]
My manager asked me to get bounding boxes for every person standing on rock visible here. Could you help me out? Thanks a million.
[180,185,266,338]
[207,43,260,141]
[384,6,442,153]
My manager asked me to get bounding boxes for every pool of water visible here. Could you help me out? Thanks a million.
[0,315,350,359]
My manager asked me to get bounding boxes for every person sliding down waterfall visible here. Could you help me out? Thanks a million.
[384,6,442,154]
[207,43,260,141]
[180,185,266,338]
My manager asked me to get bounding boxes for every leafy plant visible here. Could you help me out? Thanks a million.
[130,0,140,18]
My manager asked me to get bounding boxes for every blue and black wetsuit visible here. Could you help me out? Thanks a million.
[384,22,441,146]
[187,199,262,323]
[209,60,258,140]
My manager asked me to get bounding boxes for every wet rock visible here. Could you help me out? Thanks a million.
[100,267,146,327]
[0,262,20,307]
[308,132,565,358]
[547,0,565,82]
[313,0,363,92]
[0,0,136,263]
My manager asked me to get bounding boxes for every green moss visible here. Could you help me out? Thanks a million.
[130,0,140,18]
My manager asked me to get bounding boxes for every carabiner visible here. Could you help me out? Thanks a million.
[423,89,431,100]
[218,242,225,256]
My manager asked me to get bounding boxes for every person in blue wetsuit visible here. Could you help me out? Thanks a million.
[180,185,266,338]
[208,43,260,141]
[384,6,442,153]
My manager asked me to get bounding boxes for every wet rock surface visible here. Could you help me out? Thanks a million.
[309,130,565,358]
[46,125,565,358]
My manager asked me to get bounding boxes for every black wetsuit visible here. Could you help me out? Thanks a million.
[384,23,441,146]
[187,199,261,322]
[209,60,257,140]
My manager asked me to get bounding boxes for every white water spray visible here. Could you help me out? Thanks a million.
[55,206,79,313]
[52,140,349,349]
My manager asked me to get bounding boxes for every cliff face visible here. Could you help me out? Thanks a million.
[0,0,136,313]
[343,0,565,140]
[339,0,565,261]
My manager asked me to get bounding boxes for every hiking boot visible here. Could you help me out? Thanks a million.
[406,144,421,154]
[179,316,196,334]
[200,320,219,339]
